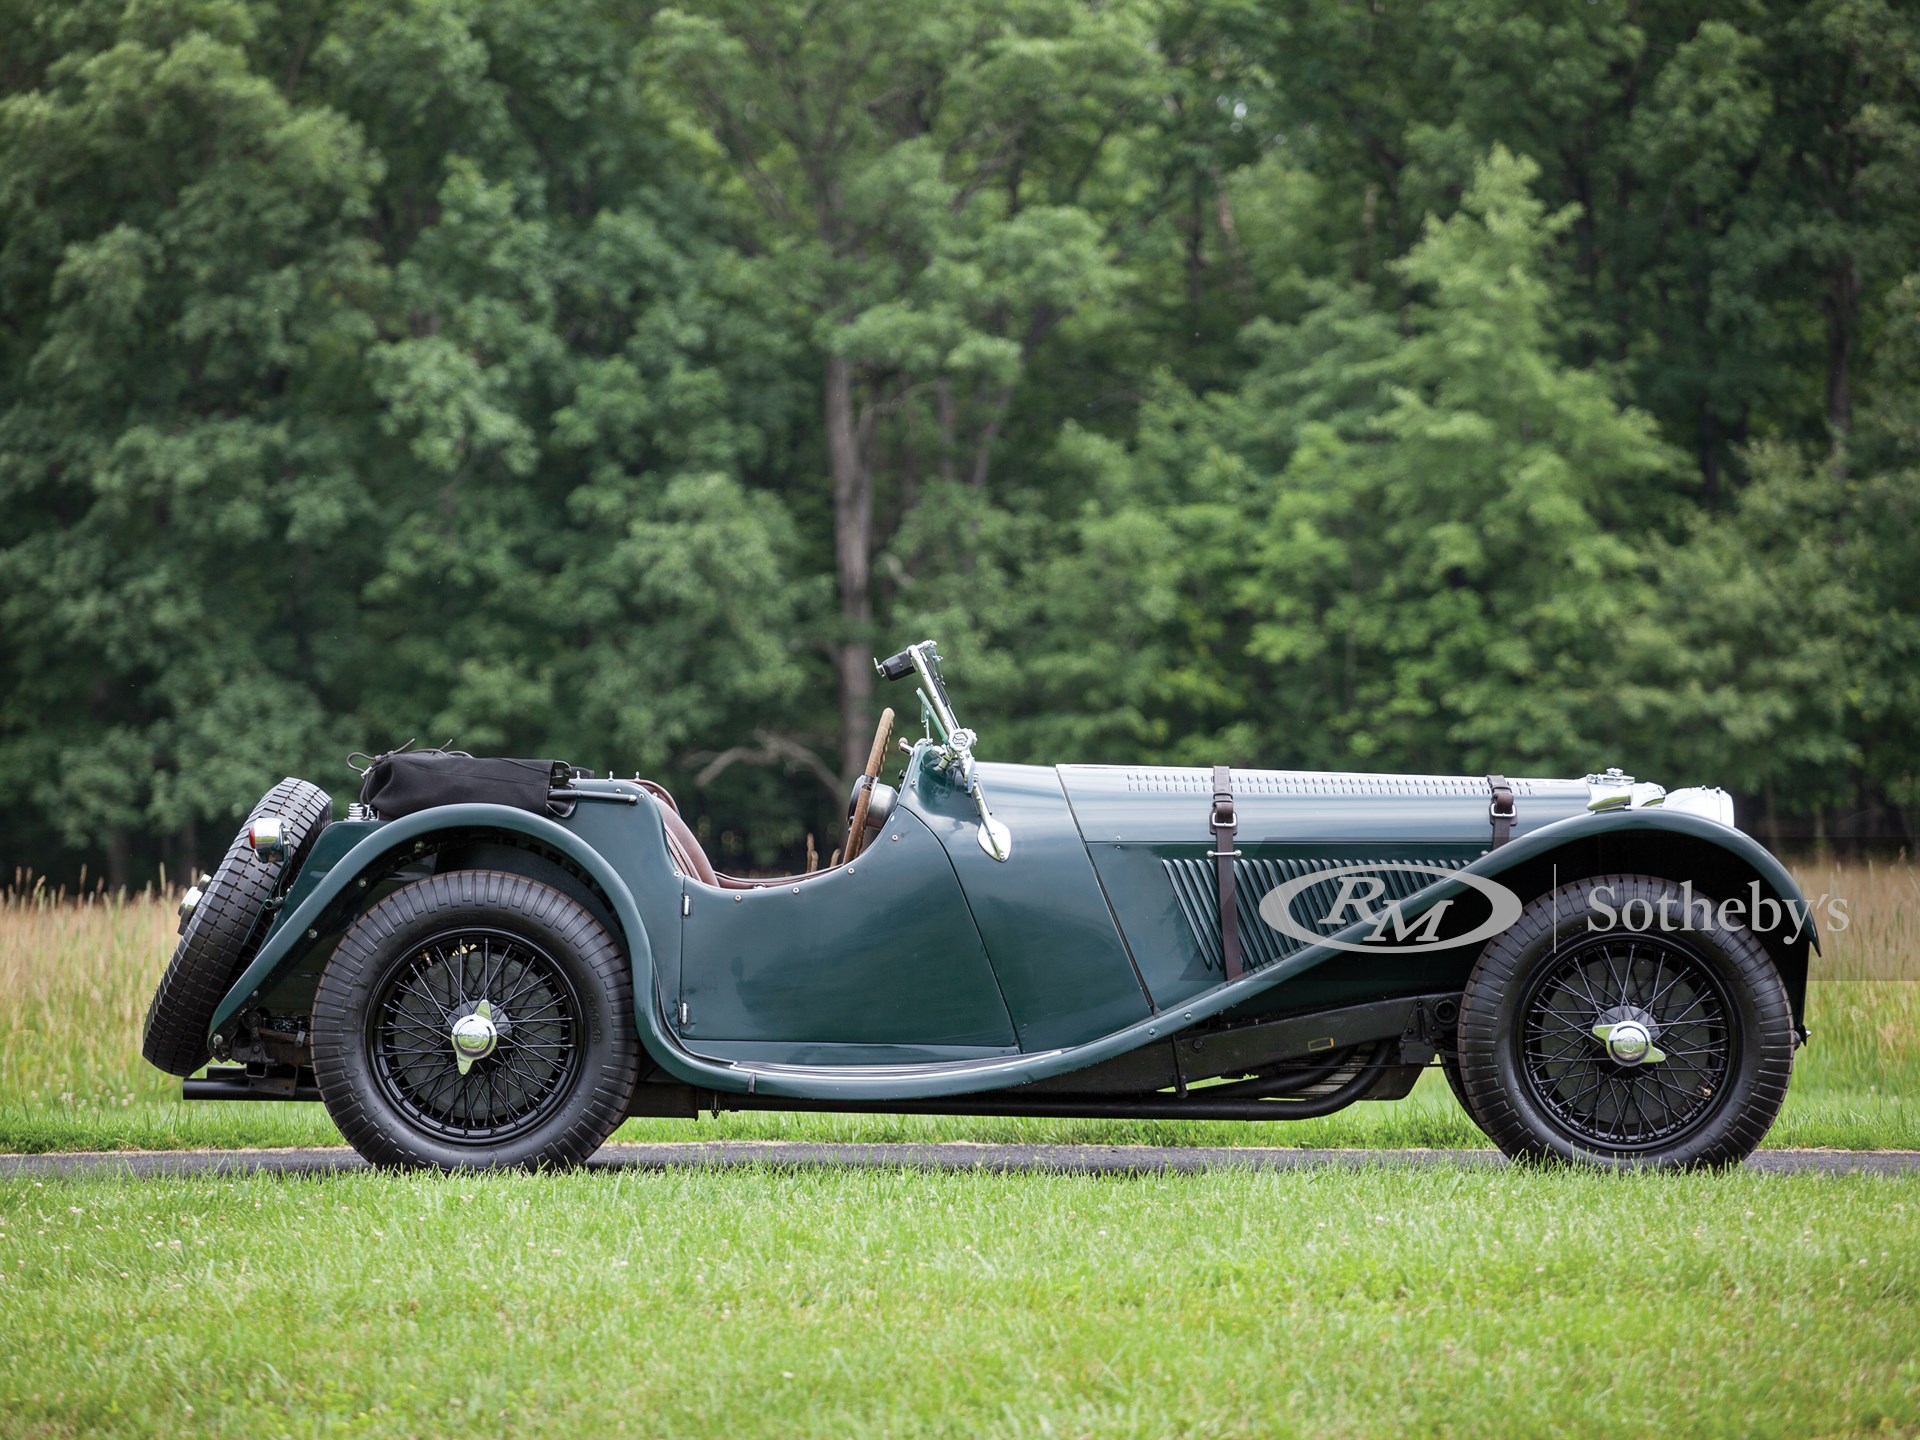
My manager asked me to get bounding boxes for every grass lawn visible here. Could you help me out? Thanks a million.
[3,1164,1917,1438]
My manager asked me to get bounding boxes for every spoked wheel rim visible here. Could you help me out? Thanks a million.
[1518,934,1736,1151]
[367,926,585,1145]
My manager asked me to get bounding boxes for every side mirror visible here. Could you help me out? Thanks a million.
[872,639,1011,861]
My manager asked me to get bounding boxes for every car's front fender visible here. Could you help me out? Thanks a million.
[1456,804,1818,1033]
[1462,804,1816,950]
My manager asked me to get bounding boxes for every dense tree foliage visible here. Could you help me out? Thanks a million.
[2,0,1915,885]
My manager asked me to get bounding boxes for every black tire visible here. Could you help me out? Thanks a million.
[1439,1046,1478,1120]
[310,870,640,1171]
[142,778,332,1077]
[1458,874,1795,1169]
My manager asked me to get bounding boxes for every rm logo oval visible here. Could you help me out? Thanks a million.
[1256,862,1523,955]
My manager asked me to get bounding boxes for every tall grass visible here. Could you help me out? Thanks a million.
[1800,854,1920,981]
[0,880,177,1111]
[1795,858,1920,1108]
[1,862,1915,1151]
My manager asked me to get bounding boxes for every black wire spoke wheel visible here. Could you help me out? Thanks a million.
[1457,873,1796,1170]
[370,928,584,1145]
[312,870,640,1171]
[1518,935,1733,1151]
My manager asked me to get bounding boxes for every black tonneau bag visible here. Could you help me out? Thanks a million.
[356,749,571,820]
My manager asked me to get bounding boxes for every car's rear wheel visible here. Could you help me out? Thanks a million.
[1439,1045,1478,1121]
[1457,874,1795,1169]
[311,870,640,1170]
[142,778,332,1077]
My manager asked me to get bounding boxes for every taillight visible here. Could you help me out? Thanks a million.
[248,815,288,858]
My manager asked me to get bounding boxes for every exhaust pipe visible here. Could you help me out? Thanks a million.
[183,1065,322,1103]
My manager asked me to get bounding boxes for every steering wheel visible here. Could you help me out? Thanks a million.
[842,706,895,863]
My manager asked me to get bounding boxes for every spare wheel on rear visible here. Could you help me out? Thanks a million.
[141,777,332,1077]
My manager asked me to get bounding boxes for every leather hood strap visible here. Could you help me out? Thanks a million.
[1488,773,1516,848]
[1212,765,1242,981]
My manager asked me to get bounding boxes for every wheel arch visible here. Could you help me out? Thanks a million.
[430,833,622,941]
[208,805,671,1057]
[1472,811,1815,1037]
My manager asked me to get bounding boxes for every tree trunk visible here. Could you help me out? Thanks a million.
[106,826,131,896]
[1698,399,1720,504]
[936,378,957,485]
[1825,256,1858,472]
[825,353,875,780]
[163,819,200,890]
[966,382,1015,490]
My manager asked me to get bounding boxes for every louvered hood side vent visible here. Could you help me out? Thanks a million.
[1123,767,1530,798]
[1163,855,1469,974]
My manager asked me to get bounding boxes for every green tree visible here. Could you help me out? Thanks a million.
[1622,441,1868,837]
[3,0,1918,881]
[0,0,387,885]
[642,0,1155,777]
[998,149,1683,777]
[0,0,814,880]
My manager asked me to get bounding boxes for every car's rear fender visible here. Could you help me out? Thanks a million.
[207,800,689,1055]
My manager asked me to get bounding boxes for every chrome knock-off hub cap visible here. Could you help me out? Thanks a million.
[1592,1008,1665,1067]
[176,873,212,932]
[449,999,499,1076]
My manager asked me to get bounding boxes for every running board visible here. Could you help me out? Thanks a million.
[666,1068,1413,1122]
[719,1049,1065,1084]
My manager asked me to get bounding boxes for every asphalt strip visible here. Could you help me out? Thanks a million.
[1,1143,1917,1180]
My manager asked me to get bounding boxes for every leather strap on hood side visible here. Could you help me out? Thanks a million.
[1488,774,1516,848]
[1212,765,1242,981]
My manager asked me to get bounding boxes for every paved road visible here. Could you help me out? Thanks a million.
[2,1143,1917,1180]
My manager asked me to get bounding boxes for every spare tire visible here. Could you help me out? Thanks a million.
[141,778,332,1077]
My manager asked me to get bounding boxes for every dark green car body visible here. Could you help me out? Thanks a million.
[202,740,1814,1117]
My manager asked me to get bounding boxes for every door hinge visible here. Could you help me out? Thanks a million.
[681,894,691,917]
[677,1001,689,1027]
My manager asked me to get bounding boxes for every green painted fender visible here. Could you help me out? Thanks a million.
[1464,804,1819,952]
[208,804,671,1041]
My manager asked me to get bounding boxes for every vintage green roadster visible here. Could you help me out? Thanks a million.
[143,640,1808,1170]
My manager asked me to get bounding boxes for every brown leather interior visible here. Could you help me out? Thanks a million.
[653,798,717,886]
[633,778,679,812]
[642,782,846,891]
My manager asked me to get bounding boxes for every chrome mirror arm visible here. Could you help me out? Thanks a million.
[904,643,960,741]
[880,640,1012,861]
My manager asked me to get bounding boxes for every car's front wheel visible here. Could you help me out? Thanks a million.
[1457,874,1796,1169]
[311,870,640,1170]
